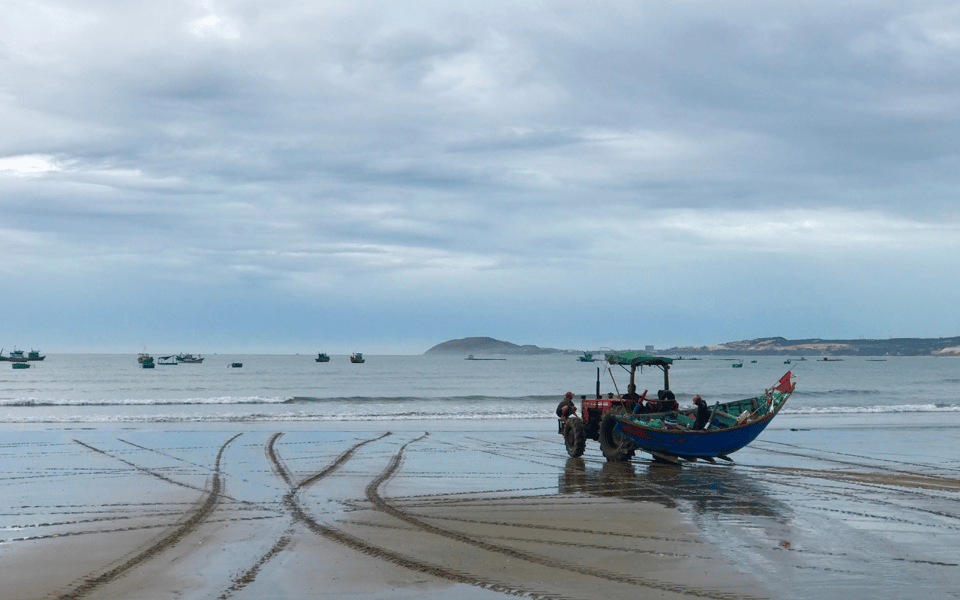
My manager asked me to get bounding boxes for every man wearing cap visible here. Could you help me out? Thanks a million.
[556,392,577,432]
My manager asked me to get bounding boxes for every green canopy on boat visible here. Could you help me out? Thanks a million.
[604,351,673,367]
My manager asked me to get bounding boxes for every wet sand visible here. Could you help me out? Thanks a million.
[1,419,958,600]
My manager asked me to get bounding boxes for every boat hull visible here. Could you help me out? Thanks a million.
[615,413,774,458]
[613,395,787,459]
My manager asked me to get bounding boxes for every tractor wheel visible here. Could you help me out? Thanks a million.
[563,417,586,457]
[599,406,636,462]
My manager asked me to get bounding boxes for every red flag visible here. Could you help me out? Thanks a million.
[775,371,793,393]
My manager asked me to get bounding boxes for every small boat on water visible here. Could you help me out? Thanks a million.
[316,353,331,363]
[350,353,365,363]
[28,349,45,361]
[12,362,30,369]
[558,351,794,464]
[230,362,243,368]
[138,352,153,364]
[176,353,204,363]
[578,352,596,362]
[465,354,506,361]
[142,360,155,369]
[158,356,178,365]
[732,359,743,368]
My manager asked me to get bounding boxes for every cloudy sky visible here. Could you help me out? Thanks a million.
[2,1,959,354]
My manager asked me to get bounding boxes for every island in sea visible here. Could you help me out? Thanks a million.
[424,335,960,357]
[423,337,575,356]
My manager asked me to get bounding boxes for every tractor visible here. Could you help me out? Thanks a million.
[560,352,675,461]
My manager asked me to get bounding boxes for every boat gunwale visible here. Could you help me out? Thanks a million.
[612,384,794,435]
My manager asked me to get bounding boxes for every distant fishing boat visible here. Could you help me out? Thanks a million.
[176,353,204,363]
[138,351,153,364]
[158,356,178,365]
[316,353,331,362]
[12,362,30,369]
[0,348,28,362]
[142,360,155,369]
[350,353,365,363]
[578,352,596,362]
[465,355,506,361]
[230,362,243,368]
[27,349,45,361]
[732,359,743,368]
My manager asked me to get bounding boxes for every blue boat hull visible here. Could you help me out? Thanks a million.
[612,396,788,459]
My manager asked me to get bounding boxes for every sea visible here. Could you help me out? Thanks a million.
[1,353,958,425]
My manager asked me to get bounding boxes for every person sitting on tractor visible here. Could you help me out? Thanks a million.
[556,392,577,432]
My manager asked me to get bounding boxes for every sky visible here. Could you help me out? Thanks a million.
[2,1,959,354]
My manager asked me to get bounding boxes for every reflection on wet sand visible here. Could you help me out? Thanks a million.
[560,457,791,522]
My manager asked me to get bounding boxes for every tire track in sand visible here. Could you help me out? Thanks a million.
[56,434,241,600]
[216,432,390,600]
[264,432,569,599]
[366,435,764,600]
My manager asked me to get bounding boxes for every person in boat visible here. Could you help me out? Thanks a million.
[692,395,710,430]
[656,389,680,412]
[556,392,577,432]
[621,384,643,413]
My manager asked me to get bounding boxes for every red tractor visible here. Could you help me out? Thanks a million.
[560,353,676,461]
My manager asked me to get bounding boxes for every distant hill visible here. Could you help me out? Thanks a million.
[657,336,960,357]
[425,335,960,357]
[424,337,569,355]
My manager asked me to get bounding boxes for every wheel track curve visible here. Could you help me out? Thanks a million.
[55,434,242,600]
[366,435,764,600]
[264,432,569,599]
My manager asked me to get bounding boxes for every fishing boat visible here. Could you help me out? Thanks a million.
[560,351,794,464]
[350,353,365,363]
[0,348,28,362]
[141,359,155,369]
[732,359,743,368]
[158,355,178,365]
[466,354,506,361]
[578,352,596,362]
[316,353,331,362]
[138,352,153,364]
[27,349,45,361]
[12,362,30,369]
[230,362,243,368]
[176,353,204,363]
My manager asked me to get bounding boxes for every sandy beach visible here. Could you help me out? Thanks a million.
[2,419,958,600]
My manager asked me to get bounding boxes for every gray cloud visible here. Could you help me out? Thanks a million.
[2,1,959,351]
